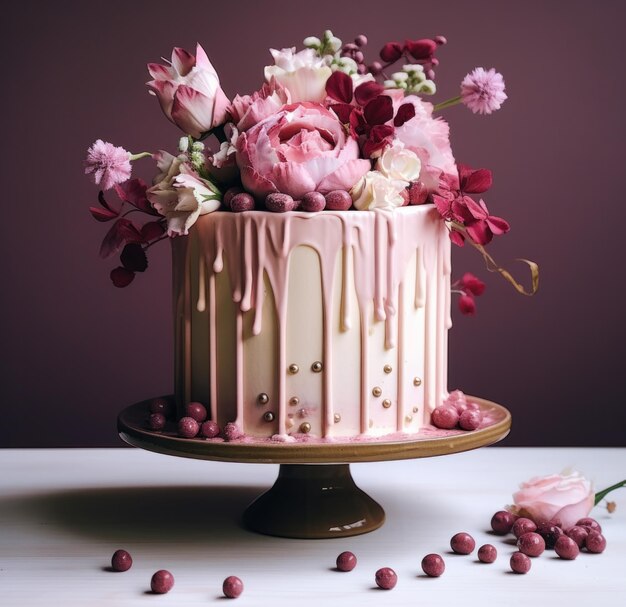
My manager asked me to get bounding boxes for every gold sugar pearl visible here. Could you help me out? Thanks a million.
[257,393,269,405]
[372,386,382,397]
[289,397,299,406]
[311,361,323,373]
[288,364,299,374]
[263,411,275,422]
[383,364,392,374]
[412,407,419,413]
[299,422,311,434]
[334,413,341,423]
[405,415,413,424]
[413,377,422,387]
[382,399,392,409]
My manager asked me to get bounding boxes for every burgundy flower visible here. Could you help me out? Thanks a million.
[458,294,476,315]
[454,197,510,246]
[458,272,486,296]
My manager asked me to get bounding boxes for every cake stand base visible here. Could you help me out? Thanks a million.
[242,464,384,539]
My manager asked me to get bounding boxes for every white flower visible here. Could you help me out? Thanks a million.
[264,47,332,102]
[351,170,407,210]
[377,141,422,182]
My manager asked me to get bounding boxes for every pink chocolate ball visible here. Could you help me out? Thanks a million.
[491,510,516,535]
[223,422,242,441]
[324,190,352,211]
[230,193,255,212]
[148,413,166,431]
[185,402,208,423]
[223,187,243,209]
[200,420,220,439]
[517,532,545,557]
[375,567,397,590]
[450,532,475,555]
[149,397,173,418]
[111,549,132,572]
[421,553,445,577]
[477,544,497,563]
[177,416,199,438]
[222,575,244,598]
[301,191,326,212]
[566,525,589,548]
[585,531,607,553]
[150,569,174,594]
[459,409,482,431]
[265,193,295,213]
[512,517,537,538]
[576,517,602,533]
[336,551,357,572]
[555,535,580,560]
[510,551,531,574]
[431,406,460,430]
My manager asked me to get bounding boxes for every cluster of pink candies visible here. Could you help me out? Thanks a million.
[490,510,607,573]
[431,390,483,431]
[224,187,353,213]
[110,550,243,598]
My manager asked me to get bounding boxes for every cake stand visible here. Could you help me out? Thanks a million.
[118,396,510,539]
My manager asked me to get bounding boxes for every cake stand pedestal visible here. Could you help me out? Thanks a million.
[118,396,510,539]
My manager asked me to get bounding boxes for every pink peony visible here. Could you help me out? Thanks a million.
[460,67,507,115]
[393,95,456,191]
[147,44,230,138]
[84,139,132,190]
[235,102,371,200]
[229,78,290,132]
[511,471,594,530]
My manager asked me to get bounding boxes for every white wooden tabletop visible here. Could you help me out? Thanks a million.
[0,447,624,606]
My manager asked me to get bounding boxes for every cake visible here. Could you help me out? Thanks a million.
[86,30,524,441]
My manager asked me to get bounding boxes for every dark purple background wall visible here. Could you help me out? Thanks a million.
[2,0,625,447]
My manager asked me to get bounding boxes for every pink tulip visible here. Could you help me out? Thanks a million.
[235,102,371,200]
[147,44,230,138]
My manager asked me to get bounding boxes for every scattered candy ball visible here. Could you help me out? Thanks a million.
[431,406,460,430]
[566,525,589,548]
[223,575,244,599]
[177,416,200,438]
[477,544,497,563]
[459,409,482,431]
[149,397,172,418]
[554,535,580,560]
[585,531,607,554]
[336,551,357,572]
[223,187,244,209]
[111,549,132,572]
[324,190,352,211]
[512,517,537,539]
[576,517,602,533]
[510,551,531,574]
[301,191,326,212]
[150,569,174,594]
[517,532,545,557]
[375,567,397,590]
[421,553,445,577]
[200,420,220,439]
[450,532,475,555]
[148,413,166,431]
[536,521,563,549]
[185,402,208,423]
[230,192,255,212]
[266,192,295,213]
[223,422,243,441]
[490,510,516,535]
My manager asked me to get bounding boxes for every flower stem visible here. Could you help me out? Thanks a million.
[434,95,462,112]
[129,152,152,161]
[595,480,626,506]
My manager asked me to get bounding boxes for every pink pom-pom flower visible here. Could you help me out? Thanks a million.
[460,68,507,115]
[85,140,132,190]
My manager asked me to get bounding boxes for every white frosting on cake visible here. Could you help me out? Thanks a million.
[173,204,451,439]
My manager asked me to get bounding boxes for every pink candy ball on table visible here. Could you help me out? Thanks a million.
[148,413,166,431]
[266,193,295,213]
[301,191,326,212]
[111,549,132,572]
[336,551,357,571]
[431,406,459,430]
[459,409,482,431]
[375,567,397,590]
[555,535,580,560]
[536,521,563,549]
[576,517,602,533]
[477,544,497,563]
[178,416,199,438]
[490,510,516,535]
[223,575,244,598]
[510,551,531,574]
[421,553,445,577]
[324,190,352,211]
[517,532,545,557]
[185,402,207,422]
[230,193,255,212]
[585,531,607,553]
[151,569,174,594]
[512,517,537,538]
[566,525,589,548]
[200,420,220,439]
[223,186,243,209]
[223,422,242,441]
[450,532,475,555]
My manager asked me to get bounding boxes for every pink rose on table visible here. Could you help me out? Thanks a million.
[511,471,594,530]
[147,44,230,138]
[229,78,290,132]
[236,102,371,200]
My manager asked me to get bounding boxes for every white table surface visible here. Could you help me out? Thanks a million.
[0,447,624,606]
